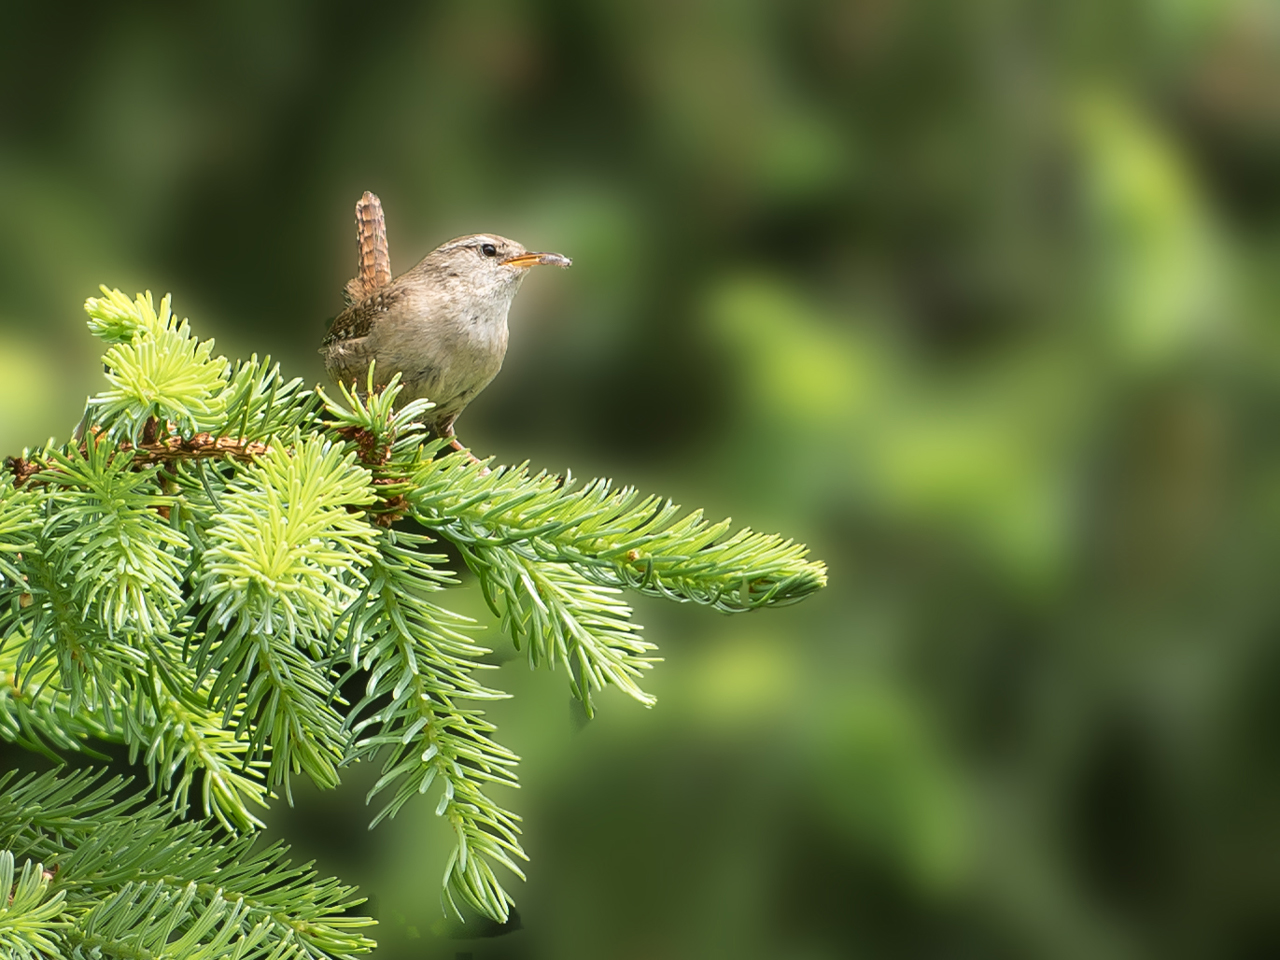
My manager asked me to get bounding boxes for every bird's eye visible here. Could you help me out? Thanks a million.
[480,242,498,258]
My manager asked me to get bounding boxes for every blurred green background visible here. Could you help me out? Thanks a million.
[3,1,1280,957]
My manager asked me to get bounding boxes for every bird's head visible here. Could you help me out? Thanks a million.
[423,234,571,302]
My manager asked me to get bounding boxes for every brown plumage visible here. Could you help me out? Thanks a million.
[321,232,571,440]
[344,192,392,303]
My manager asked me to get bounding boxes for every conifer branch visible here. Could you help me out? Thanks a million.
[121,661,272,831]
[408,454,826,612]
[462,540,657,714]
[348,536,526,920]
[341,531,526,916]
[0,640,117,756]
[0,286,827,939]
[188,437,379,797]
[0,769,375,958]
[0,850,68,960]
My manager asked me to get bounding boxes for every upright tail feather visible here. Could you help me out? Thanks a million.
[344,190,392,303]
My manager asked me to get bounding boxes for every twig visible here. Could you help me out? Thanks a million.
[6,429,271,488]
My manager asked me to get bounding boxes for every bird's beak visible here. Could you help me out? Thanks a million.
[501,251,572,269]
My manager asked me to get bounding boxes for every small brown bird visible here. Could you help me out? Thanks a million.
[321,231,571,444]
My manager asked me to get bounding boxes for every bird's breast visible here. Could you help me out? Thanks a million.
[367,297,510,409]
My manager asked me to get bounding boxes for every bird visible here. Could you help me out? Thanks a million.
[321,228,571,448]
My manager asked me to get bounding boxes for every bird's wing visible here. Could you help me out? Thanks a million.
[323,286,403,346]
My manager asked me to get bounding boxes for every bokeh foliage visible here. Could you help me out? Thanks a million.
[2,1,1279,957]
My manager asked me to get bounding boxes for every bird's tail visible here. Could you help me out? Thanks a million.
[344,190,392,303]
